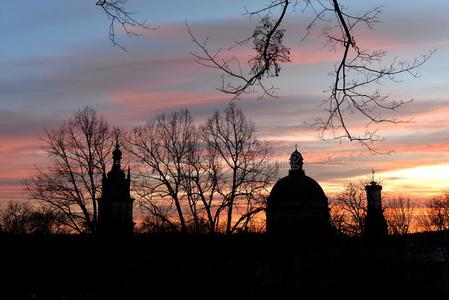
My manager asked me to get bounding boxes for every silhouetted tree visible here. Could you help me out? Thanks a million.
[188,0,433,149]
[126,109,195,232]
[137,213,180,234]
[415,192,449,261]
[201,102,277,234]
[0,202,32,234]
[179,126,222,233]
[0,202,67,234]
[329,182,367,236]
[25,107,115,233]
[127,103,277,234]
[420,193,449,232]
[384,197,414,235]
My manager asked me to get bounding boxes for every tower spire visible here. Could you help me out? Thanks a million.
[371,169,376,183]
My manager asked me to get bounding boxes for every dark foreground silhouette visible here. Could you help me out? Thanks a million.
[1,232,449,300]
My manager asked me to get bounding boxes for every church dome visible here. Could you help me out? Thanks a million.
[266,147,331,236]
[268,174,328,209]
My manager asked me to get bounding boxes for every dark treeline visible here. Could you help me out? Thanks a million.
[4,184,449,236]
[1,233,449,299]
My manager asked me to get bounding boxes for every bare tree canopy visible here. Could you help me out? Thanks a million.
[187,0,434,150]
[126,110,196,232]
[384,197,414,235]
[329,182,367,236]
[201,102,278,233]
[420,192,449,232]
[25,107,115,233]
[127,103,277,234]
[0,202,67,235]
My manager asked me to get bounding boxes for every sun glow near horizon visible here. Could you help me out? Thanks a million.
[380,163,449,199]
[322,163,449,202]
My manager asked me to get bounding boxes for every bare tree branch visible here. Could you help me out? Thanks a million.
[96,0,157,50]
[189,0,434,150]
[187,0,290,99]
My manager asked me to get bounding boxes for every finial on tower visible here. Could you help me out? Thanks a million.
[289,145,304,174]
[112,141,122,167]
[370,169,379,185]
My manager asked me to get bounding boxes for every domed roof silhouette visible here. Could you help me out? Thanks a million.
[269,175,328,209]
[266,147,331,236]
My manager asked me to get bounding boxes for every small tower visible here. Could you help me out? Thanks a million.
[97,142,134,235]
[289,145,305,176]
[364,171,387,239]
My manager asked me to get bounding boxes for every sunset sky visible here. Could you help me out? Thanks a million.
[2,0,449,203]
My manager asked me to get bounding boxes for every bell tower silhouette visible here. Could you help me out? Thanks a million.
[364,170,387,239]
[97,142,134,235]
